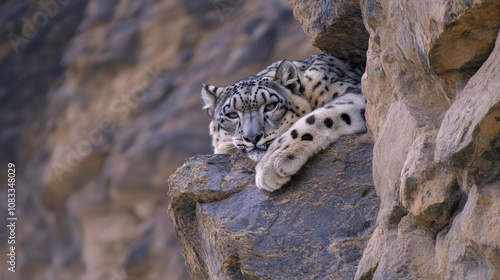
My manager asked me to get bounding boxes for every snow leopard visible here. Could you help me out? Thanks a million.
[201,53,367,191]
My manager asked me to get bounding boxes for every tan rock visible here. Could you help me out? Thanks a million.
[435,30,500,188]
[399,133,459,229]
[288,0,368,62]
[357,0,500,279]
[434,183,500,280]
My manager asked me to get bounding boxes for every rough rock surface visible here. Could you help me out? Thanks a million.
[288,0,369,62]
[356,0,500,279]
[169,134,379,279]
[0,0,317,279]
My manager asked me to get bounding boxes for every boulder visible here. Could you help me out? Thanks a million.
[168,134,379,279]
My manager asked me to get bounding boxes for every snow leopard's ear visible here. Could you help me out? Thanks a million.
[201,84,223,118]
[275,60,300,93]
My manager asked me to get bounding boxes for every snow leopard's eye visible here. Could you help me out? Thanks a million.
[226,112,239,120]
[264,102,278,112]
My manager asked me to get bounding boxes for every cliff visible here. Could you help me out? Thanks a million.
[168,0,500,279]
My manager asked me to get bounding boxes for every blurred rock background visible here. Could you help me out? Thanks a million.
[0,0,317,279]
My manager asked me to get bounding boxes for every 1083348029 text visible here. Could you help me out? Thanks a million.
[6,163,17,273]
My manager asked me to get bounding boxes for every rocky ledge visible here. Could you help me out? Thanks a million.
[168,134,378,279]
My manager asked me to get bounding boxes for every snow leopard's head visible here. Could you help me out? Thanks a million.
[201,60,311,161]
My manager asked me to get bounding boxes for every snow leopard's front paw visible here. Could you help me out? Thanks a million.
[255,136,312,192]
[255,150,291,192]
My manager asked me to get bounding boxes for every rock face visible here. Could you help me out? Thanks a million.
[168,0,500,279]
[169,134,379,279]
[356,0,500,279]
[0,0,317,279]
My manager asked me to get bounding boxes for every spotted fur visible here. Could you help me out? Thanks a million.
[202,53,367,191]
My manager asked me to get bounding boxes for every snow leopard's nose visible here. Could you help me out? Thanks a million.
[242,112,264,145]
[243,132,263,144]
